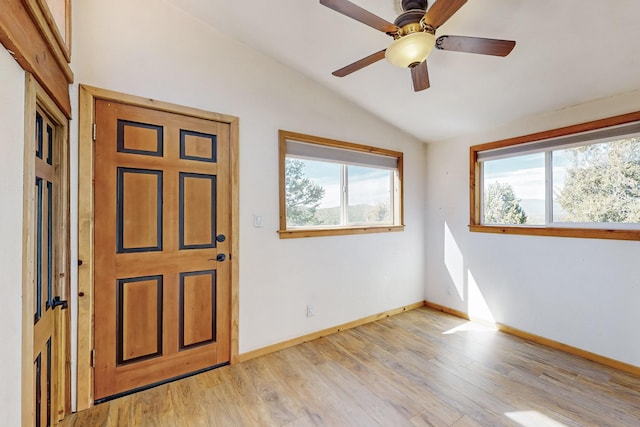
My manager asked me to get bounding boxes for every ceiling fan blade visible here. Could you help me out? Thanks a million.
[320,0,399,34]
[424,0,468,29]
[436,35,516,56]
[332,50,387,77]
[411,61,430,92]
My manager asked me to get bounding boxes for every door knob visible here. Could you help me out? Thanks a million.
[51,296,68,310]
[216,234,226,243]
[216,253,226,262]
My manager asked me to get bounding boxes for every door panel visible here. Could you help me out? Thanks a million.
[180,270,216,348]
[94,101,231,400]
[117,168,163,252]
[180,173,216,249]
[117,275,163,364]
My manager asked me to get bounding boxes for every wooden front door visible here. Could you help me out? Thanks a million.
[33,105,69,426]
[93,100,231,401]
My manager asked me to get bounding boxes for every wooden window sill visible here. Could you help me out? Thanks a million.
[469,225,640,241]
[279,225,405,239]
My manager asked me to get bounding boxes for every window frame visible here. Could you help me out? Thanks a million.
[279,130,404,239]
[469,111,640,241]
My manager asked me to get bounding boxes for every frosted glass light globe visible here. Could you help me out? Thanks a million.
[385,32,436,68]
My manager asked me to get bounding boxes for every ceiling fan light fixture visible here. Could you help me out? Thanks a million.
[385,31,435,68]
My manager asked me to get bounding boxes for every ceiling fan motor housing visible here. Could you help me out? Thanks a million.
[401,0,428,12]
[395,0,430,30]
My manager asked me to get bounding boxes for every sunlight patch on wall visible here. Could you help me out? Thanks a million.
[444,222,464,299]
[468,270,496,323]
[505,410,568,427]
[443,222,497,325]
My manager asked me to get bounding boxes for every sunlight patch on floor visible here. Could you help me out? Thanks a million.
[442,320,498,335]
[505,410,568,427]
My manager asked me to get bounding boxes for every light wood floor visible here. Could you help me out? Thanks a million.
[61,308,640,426]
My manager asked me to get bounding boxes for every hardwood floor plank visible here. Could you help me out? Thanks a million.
[451,415,486,427]
[267,349,361,426]
[61,308,640,426]
[410,401,464,426]
[282,344,381,426]
[242,357,305,424]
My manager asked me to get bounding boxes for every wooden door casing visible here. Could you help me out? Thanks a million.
[93,100,231,401]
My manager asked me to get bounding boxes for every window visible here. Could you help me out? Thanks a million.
[470,112,640,240]
[279,130,403,238]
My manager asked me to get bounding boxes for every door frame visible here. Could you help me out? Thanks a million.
[77,85,240,411]
[22,73,71,424]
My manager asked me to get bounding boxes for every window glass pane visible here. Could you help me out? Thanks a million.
[482,153,545,225]
[285,158,340,227]
[553,138,640,223]
[347,166,392,225]
[280,130,403,237]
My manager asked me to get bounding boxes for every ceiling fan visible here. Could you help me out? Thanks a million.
[320,0,516,91]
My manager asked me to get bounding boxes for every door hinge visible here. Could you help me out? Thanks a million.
[91,349,96,367]
[92,123,97,141]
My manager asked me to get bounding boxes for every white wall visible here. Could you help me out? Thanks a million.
[0,47,26,427]
[71,0,426,355]
[425,90,640,367]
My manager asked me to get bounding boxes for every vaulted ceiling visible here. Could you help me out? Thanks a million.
[165,0,640,143]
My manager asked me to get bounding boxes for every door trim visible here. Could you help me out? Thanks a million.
[77,85,240,411]
[22,73,71,425]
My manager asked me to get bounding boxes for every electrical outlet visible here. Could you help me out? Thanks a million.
[306,304,315,317]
